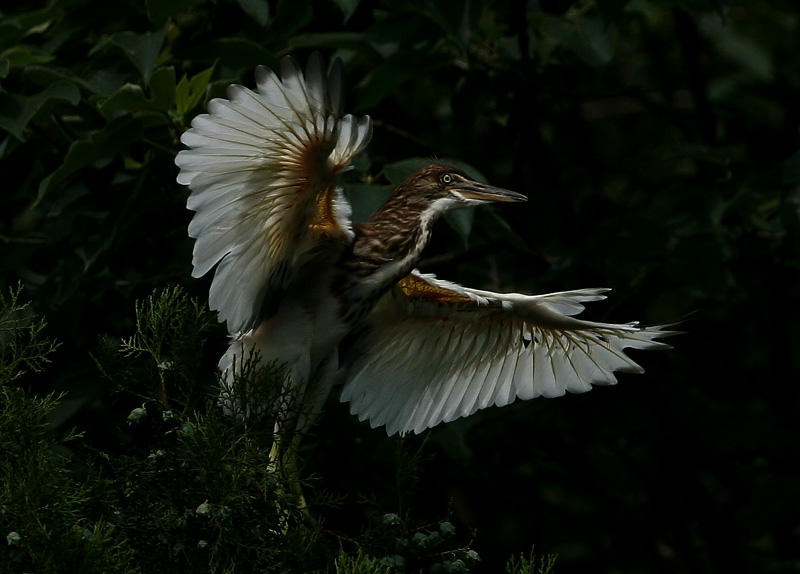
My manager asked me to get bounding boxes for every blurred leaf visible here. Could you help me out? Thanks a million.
[100,83,155,111]
[145,0,206,25]
[37,116,142,202]
[0,8,52,46]
[480,209,530,252]
[94,24,168,83]
[236,0,270,27]
[187,38,277,70]
[595,0,633,24]
[780,151,800,255]
[287,31,369,52]
[23,64,118,96]
[419,0,471,51]
[101,67,176,112]
[148,66,177,109]
[269,0,313,41]
[384,158,432,185]
[0,81,80,141]
[782,150,800,187]
[701,13,774,81]
[0,45,55,73]
[363,8,442,49]
[344,183,392,223]
[657,143,745,165]
[667,233,730,297]
[355,54,451,111]
[332,0,360,24]
[443,208,474,244]
[540,13,618,68]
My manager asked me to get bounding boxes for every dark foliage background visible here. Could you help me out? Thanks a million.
[2,0,799,572]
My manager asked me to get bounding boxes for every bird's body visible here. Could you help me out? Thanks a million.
[176,53,674,443]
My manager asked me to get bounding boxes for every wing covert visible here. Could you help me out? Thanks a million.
[176,53,372,334]
[339,272,675,436]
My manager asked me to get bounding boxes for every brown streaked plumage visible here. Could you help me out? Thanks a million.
[331,164,524,328]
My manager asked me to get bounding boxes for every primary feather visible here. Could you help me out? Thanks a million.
[339,272,674,436]
[176,53,372,335]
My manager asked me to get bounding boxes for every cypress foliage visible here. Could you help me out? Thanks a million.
[2,286,539,573]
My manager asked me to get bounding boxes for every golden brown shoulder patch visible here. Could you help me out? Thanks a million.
[397,274,474,304]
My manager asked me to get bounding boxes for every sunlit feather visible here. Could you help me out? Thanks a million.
[176,53,371,335]
[339,272,675,436]
[177,54,675,450]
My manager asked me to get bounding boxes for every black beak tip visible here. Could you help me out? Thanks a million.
[488,187,528,203]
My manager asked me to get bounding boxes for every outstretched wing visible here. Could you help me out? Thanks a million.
[176,53,372,334]
[339,272,675,436]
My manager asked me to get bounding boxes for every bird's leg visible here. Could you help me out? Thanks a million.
[268,353,338,524]
[269,378,308,513]
[268,414,308,532]
[271,423,311,530]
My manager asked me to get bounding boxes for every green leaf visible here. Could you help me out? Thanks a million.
[443,208,474,244]
[236,0,270,26]
[101,65,176,113]
[481,209,529,252]
[331,0,360,23]
[149,65,176,108]
[701,13,774,81]
[0,45,55,73]
[22,64,117,96]
[344,183,392,223]
[0,81,80,141]
[269,0,313,42]
[146,0,207,25]
[0,8,52,46]
[355,54,451,111]
[420,0,471,51]
[175,63,216,116]
[37,116,142,202]
[100,84,155,112]
[357,64,418,112]
[187,38,277,70]
[384,158,432,185]
[99,24,168,83]
[540,14,618,68]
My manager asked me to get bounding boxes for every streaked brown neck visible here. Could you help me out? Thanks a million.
[334,169,451,318]
[347,171,448,283]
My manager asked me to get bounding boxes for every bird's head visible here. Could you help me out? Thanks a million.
[395,164,527,216]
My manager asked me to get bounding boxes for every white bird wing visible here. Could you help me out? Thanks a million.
[176,53,372,334]
[339,271,675,436]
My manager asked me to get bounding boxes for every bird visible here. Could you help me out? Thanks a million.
[175,53,674,453]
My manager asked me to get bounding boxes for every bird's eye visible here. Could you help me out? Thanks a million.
[440,173,454,185]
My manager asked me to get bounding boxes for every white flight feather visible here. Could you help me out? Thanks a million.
[411,327,468,431]
[339,272,674,436]
[176,53,372,335]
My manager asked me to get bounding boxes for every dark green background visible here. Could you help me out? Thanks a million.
[2,0,799,572]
